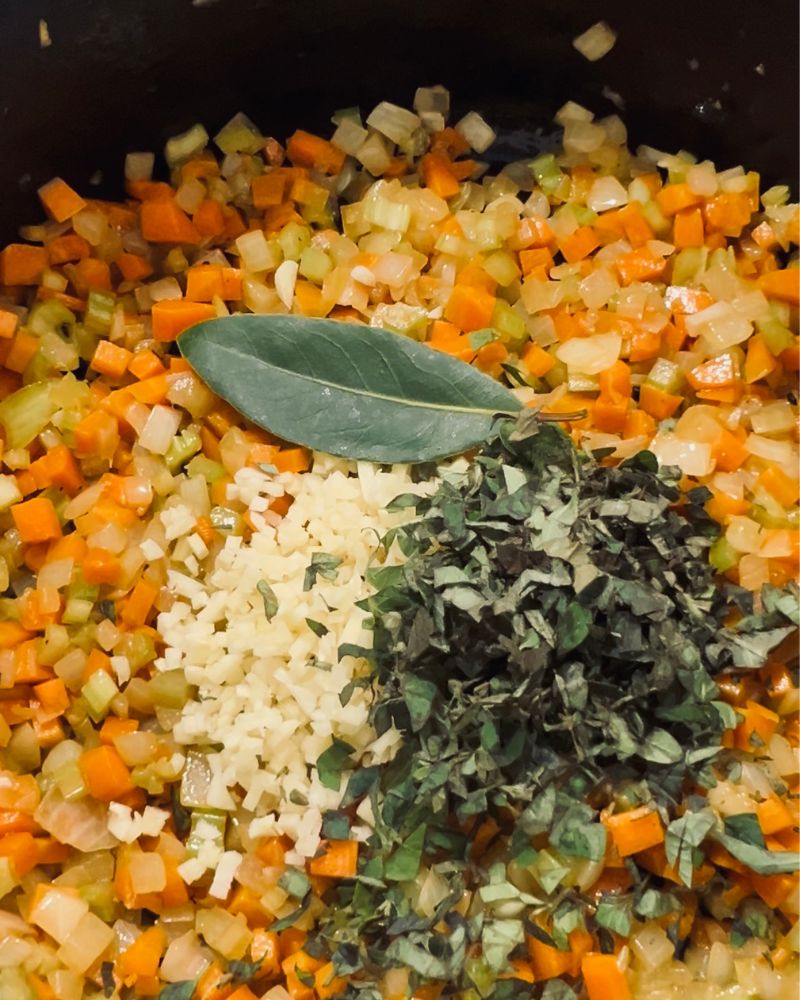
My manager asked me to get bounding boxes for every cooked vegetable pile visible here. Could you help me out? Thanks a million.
[0,84,797,1000]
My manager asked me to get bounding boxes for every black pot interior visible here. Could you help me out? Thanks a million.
[0,0,797,241]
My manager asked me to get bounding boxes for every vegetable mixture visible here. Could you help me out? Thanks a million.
[0,85,797,1000]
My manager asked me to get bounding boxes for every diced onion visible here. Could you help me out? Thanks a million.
[455,111,496,154]
[556,332,622,375]
[139,405,182,456]
[650,433,714,477]
[573,21,617,61]
[726,515,762,554]
[160,931,211,983]
[124,152,155,182]
[165,123,209,167]
[366,102,421,145]
[332,118,369,156]
[587,176,628,212]
[746,434,796,465]
[235,229,274,272]
[685,301,753,350]
[749,400,795,435]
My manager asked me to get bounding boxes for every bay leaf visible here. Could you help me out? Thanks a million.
[180,314,521,462]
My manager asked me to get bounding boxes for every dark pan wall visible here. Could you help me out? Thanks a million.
[0,0,797,239]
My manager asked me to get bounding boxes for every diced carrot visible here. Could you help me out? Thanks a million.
[186,265,243,302]
[420,153,460,199]
[33,677,69,715]
[99,717,139,746]
[126,180,174,202]
[151,299,216,341]
[605,806,664,857]
[712,429,749,472]
[314,962,347,1000]
[68,257,112,293]
[0,832,40,877]
[47,233,91,265]
[79,745,134,802]
[758,267,800,305]
[0,308,19,339]
[559,226,600,263]
[223,206,247,240]
[735,699,780,752]
[629,328,662,362]
[444,284,496,332]
[91,339,133,379]
[226,987,259,1000]
[757,795,794,836]
[0,244,48,285]
[519,247,554,276]
[119,925,166,980]
[118,582,158,633]
[758,466,800,508]
[140,199,201,245]
[521,342,555,377]
[655,182,702,216]
[37,177,87,222]
[3,330,40,373]
[751,872,798,909]
[192,198,226,239]
[705,489,751,523]
[744,333,778,383]
[673,207,704,248]
[615,247,667,285]
[251,171,287,209]
[618,202,655,247]
[639,384,683,420]
[703,192,752,235]
[622,408,656,440]
[35,288,86,311]
[270,448,310,474]
[12,497,62,544]
[286,130,345,174]
[127,373,169,405]
[474,339,508,377]
[128,349,166,381]
[582,953,631,1000]
[73,409,120,458]
[116,252,154,282]
[308,839,358,878]
[83,547,122,586]
[0,621,32,650]
[687,352,739,391]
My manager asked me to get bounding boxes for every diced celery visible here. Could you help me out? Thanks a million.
[646,357,683,394]
[115,631,156,672]
[572,204,598,226]
[640,199,670,235]
[187,455,226,483]
[72,324,100,362]
[0,381,57,449]
[757,318,795,356]
[210,506,244,535]
[530,153,565,195]
[465,956,495,997]
[544,358,568,389]
[483,251,520,288]
[762,185,790,207]
[82,670,118,718]
[62,599,93,625]
[370,302,429,339]
[277,222,311,262]
[54,760,87,801]
[364,198,412,233]
[749,505,792,530]
[84,290,116,334]
[165,425,202,472]
[165,123,210,166]
[67,574,100,605]
[214,112,263,155]
[671,247,707,286]
[186,809,227,858]
[67,624,98,653]
[492,301,527,349]
[26,300,76,338]
[79,882,115,923]
[298,247,333,284]
[331,106,363,127]
[708,537,739,573]
[148,669,191,708]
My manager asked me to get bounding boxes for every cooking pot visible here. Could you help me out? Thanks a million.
[0,0,796,241]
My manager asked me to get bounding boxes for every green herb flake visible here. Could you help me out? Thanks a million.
[256,579,279,621]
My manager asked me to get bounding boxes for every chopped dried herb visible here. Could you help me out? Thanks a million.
[316,412,797,995]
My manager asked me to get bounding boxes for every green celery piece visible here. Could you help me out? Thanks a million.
[26,300,76,337]
[165,425,202,472]
[708,537,739,573]
[84,290,116,334]
[757,318,795,356]
[82,670,118,718]
[187,454,226,483]
[148,669,191,708]
[0,381,57,448]
[646,357,683,394]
